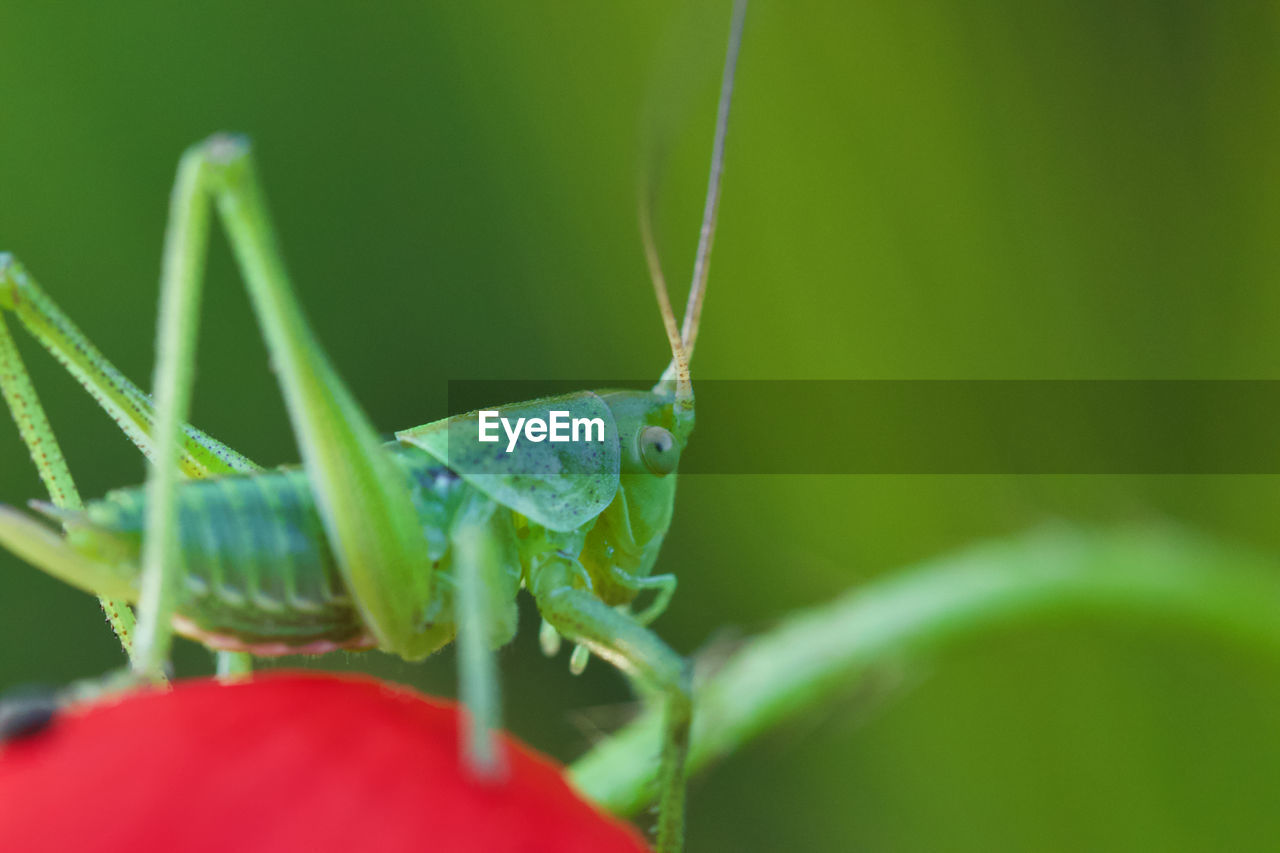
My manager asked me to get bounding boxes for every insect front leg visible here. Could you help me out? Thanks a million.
[532,563,692,853]
[0,255,258,479]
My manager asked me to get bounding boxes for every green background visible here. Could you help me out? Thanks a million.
[3,2,1279,849]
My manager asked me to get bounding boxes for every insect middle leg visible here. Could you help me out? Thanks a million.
[450,492,521,773]
[532,563,692,853]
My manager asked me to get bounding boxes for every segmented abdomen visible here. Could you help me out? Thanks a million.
[82,465,368,652]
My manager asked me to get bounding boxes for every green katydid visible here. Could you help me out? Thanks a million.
[0,2,747,849]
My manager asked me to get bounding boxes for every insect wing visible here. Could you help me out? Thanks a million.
[395,392,620,532]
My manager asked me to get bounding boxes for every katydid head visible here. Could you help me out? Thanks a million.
[579,389,688,603]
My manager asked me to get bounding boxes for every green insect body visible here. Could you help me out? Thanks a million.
[0,6,746,849]
[32,389,684,659]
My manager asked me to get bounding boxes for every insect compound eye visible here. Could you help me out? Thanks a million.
[638,426,679,476]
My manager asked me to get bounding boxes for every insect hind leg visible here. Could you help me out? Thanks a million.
[127,135,437,678]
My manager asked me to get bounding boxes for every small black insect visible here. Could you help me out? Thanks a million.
[0,685,59,742]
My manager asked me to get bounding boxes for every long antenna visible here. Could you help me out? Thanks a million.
[650,0,747,394]
[641,186,693,407]
[681,0,747,359]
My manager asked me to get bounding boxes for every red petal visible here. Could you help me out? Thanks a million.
[0,672,650,853]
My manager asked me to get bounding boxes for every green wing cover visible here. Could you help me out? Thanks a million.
[395,392,620,532]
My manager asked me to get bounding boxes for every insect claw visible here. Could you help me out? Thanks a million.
[569,644,590,676]
[539,619,562,657]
